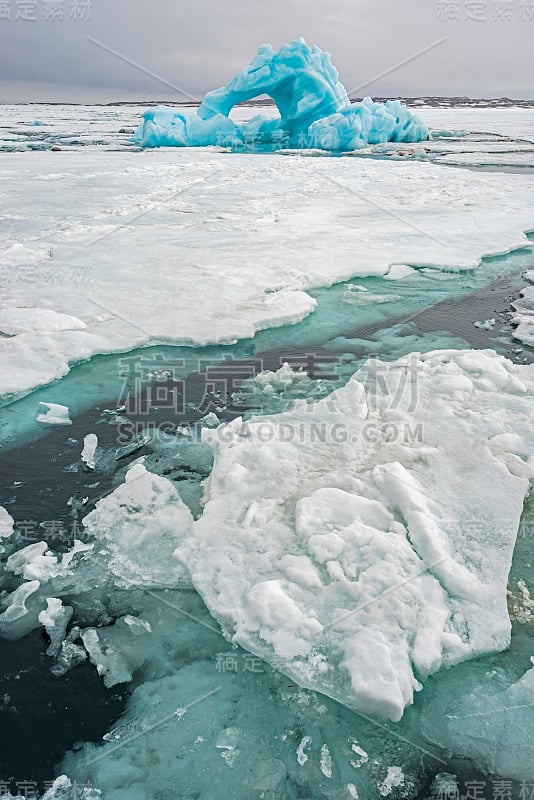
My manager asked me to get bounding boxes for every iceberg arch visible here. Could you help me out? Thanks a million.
[134,38,429,152]
[198,39,350,135]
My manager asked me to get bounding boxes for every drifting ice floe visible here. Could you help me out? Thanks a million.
[81,433,98,470]
[36,402,72,426]
[175,349,534,721]
[134,39,428,151]
[82,462,193,589]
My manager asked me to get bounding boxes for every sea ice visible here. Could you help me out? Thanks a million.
[0,505,14,554]
[511,276,534,347]
[81,462,193,589]
[2,148,534,403]
[436,151,534,167]
[422,662,534,780]
[175,349,534,721]
[36,402,72,426]
[81,433,98,470]
[134,39,428,152]
[55,588,431,799]
[0,307,86,336]
[0,580,41,625]
[377,767,404,797]
[38,598,73,657]
[473,318,496,329]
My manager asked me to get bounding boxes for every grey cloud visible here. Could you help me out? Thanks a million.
[0,0,532,102]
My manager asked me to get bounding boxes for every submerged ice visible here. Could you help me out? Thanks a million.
[134,39,428,151]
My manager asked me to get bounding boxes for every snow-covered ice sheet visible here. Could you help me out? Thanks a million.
[419,106,534,142]
[0,103,144,154]
[175,350,534,721]
[2,148,534,402]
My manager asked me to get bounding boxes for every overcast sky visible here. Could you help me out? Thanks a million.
[0,0,532,102]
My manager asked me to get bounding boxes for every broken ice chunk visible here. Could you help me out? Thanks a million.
[37,402,72,426]
[81,433,98,469]
[38,597,73,657]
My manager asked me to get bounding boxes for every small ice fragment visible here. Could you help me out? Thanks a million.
[81,628,133,687]
[0,506,14,553]
[350,740,369,768]
[81,433,98,469]
[215,727,240,767]
[115,434,149,460]
[383,264,416,281]
[296,735,312,765]
[377,767,404,797]
[201,412,220,428]
[320,743,333,778]
[42,776,72,800]
[51,627,87,676]
[7,541,49,575]
[123,615,152,635]
[473,318,496,330]
[37,402,72,426]
[0,580,40,623]
[38,598,73,656]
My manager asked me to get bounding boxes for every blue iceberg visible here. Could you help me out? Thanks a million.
[134,38,429,152]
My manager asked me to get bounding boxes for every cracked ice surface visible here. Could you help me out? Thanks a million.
[175,350,534,721]
[2,149,534,401]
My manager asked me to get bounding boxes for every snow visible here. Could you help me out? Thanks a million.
[0,307,86,336]
[134,40,428,151]
[418,106,534,141]
[175,350,534,721]
[2,147,534,403]
[36,402,72,426]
